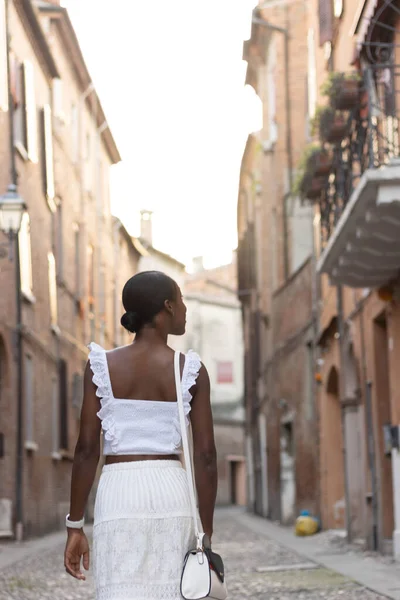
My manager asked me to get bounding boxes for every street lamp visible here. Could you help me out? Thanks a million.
[0,184,26,258]
[0,183,25,541]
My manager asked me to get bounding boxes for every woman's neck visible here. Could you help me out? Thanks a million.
[134,326,169,346]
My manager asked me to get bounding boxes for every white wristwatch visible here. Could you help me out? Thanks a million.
[65,513,85,529]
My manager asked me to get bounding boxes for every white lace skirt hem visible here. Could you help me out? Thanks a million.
[93,461,196,600]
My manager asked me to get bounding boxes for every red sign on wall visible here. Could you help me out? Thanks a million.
[217,361,233,384]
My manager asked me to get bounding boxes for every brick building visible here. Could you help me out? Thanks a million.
[310,0,400,557]
[240,0,400,559]
[238,0,319,523]
[0,0,141,538]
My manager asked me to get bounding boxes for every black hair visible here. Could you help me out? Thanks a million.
[120,271,177,334]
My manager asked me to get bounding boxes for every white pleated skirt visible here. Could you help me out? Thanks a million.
[93,460,196,600]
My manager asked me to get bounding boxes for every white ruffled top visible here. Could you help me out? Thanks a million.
[88,342,202,456]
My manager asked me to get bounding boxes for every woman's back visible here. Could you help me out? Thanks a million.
[105,343,184,402]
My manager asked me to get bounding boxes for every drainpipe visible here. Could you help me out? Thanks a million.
[5,0,24,541]
[358,300,379,551]
[336,285,352,543]
[252,8,293,279]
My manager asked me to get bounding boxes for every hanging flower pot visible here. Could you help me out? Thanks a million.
[316,107,348,144]
[305,175,326,200]
[334,78,360,110]
[314,151,333,176]
[321,72,361,111]
[293,144,330,203]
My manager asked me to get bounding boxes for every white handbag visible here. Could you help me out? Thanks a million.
[174,352,228,600]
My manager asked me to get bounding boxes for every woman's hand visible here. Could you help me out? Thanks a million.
[64,529,90,580]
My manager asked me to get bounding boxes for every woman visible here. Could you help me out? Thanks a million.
[64,270,217,600]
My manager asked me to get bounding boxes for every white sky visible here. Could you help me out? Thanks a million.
[63,0,260,268]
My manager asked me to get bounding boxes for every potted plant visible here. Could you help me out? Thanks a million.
[293,144,330,202]
[321,72,361,110]
[301,172,326,200]
[312,106,348,144]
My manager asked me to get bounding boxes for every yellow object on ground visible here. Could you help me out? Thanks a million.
[295,515,319,536]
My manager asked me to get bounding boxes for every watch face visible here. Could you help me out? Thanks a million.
[202,533,211,549]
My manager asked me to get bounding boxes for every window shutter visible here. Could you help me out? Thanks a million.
[59,359,68,450]
[23,60,38,163]
[19,213,33,296]
[43,104,55,208]
[52,78,64,120]
[318,0,334,46]
[307,28,317,118]
[51,377,60,454]
[48,252,58,327]
[24,355,34,443]
[71,104,78,163]
[0,0,8,112]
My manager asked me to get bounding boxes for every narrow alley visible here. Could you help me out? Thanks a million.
[1,509,399,600]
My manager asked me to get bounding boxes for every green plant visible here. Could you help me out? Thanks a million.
[310,106,331,138]
[321,71,361,101]
[292,143,323,196]
[311,106,348,141]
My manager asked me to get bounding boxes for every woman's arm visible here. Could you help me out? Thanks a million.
[64,361,101,580]
[68,361,101,520]
[190,364,217,541]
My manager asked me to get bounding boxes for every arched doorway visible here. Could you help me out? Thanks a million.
[321,366,345,529]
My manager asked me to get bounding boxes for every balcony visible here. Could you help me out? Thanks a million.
[317,62,400,288]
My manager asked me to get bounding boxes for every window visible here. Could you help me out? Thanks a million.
[24,355,34,444]
[85,132,91,161]
[71,103,78,163]
[53,202,63,281]
[19,212,33,299]
[13,60,38,162]
[307,29,317,121]
[88,244,95,340]
[318,0,334,46]
[42,104,55,210]
[73,223,81,298]
[48,252,58,329]
[72,372,83,414]
[0,0,8,112]
[84,134,92,192]
[87,244,95,303]
[52,78,64,123]
[99,268,106,345]
[266,40,278,145]
[59,359,68,450]
[51,376,60,457]
[217,361,233,384]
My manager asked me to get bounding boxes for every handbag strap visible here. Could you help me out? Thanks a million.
[174,351,202,545]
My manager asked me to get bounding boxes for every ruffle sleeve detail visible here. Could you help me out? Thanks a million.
[88,342,118,453]
[182,349,202,425]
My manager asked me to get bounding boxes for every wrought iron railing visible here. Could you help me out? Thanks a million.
[320,61,400,249]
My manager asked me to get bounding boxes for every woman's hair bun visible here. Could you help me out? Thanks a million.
[120,311,141,333]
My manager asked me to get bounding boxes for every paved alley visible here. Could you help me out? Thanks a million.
[0,509,395,599]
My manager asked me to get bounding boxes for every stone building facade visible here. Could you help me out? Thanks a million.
[0,0,141,538]
[184,256,246,507]
[238,1,319,523]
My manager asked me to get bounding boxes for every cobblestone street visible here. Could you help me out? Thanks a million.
[0,509,392,600]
